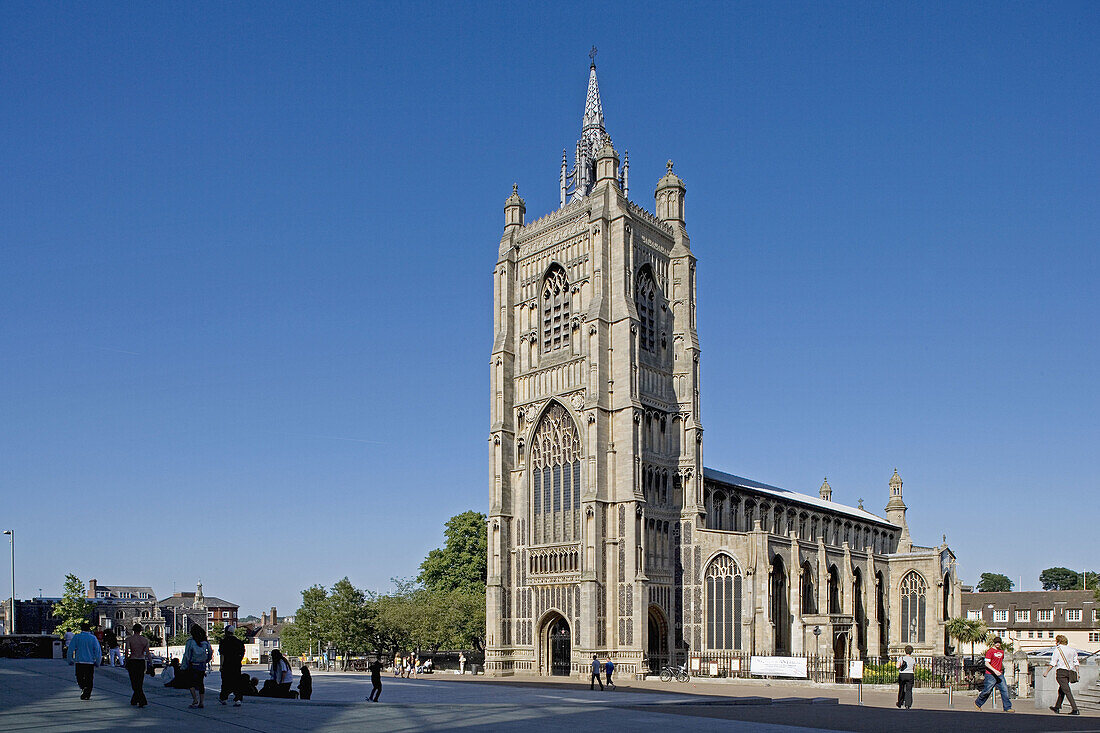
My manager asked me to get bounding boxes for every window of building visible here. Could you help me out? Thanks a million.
[635,267,658,352]
[1049,631,1055,638]
[993,610,1008,623]
[705,554,742,650]
[900,571,927,644]
[1028,631,1034,638]
[1015,610,1029,623]
[966,609,981,620]
[529,401,582,544]
[1089,632,1099,643]
[1066,609,1082,622]
[541,266,571,354]
[1038,609,1053,622]
[222,611,229,618]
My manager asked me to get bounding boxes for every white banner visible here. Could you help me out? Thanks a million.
[849,660,863,680]
[749,656,808,678]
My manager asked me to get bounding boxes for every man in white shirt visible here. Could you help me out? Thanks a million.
[1044,635,1080,715]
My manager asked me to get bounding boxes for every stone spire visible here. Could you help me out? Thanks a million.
[195,580,204,607]
[884,468,912,551]
[562,54,619,204]
[504,183,525,228]
[819,477,832,502]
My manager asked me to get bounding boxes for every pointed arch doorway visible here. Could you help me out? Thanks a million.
[540,613,572,676]
[647,605,670,673]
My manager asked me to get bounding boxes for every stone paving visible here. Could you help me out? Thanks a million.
[2,660,1097,732]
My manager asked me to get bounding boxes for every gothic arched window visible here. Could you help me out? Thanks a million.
[635,267,658,352]
[541,266,571,354]
[705,554,742,650]
[530,402,582,545]
[899,571,927,644]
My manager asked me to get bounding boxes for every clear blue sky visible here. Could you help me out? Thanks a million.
[2,2,1097,615]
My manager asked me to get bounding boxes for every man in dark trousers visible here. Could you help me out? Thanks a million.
[367,657,383,701]
[604,655,615,688]
[218,625,246,706]
[68,622,101,700]
[589,654,604,690]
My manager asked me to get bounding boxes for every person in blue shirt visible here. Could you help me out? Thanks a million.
[604,656,615,688]
[67,621,102,700]
[589,654,604,690]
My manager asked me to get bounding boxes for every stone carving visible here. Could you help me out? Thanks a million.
[570,392,585,410]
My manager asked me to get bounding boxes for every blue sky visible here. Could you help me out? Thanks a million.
[2,2,1097,615]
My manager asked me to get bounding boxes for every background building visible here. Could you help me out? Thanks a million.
[87,580,164,639]
[159,582,237,638]
[962,590,1099,654]
[486,62,961,678]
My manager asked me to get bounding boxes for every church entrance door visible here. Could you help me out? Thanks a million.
[548,616,571,676]
[647,605,670,673]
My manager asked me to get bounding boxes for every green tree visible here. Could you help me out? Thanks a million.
[142,628,162,645]
[1040,567,1080,591]
[284,585,329,657]
[52,574,95,635]
[323,577,372,669]
[168,631,192,646]
[418,511,487,593]
[976,573,1013,592]
[210,622,226,641]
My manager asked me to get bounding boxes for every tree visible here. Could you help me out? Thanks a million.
[167,631,192,646]
[418,511,487,593]
[946,616,988,660]
[52,574,94,635]
[976,573,1013,592]
[1040,567,1080,591]
[323,578,372,668]
[286,585,328,657]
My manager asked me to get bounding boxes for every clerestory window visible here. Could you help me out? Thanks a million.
[542,266,571,354]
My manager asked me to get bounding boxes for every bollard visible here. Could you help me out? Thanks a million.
[947,685,952,707]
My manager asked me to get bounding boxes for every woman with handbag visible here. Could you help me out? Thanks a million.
[181,624,213,709]
[895,645,916,709]
[1044,635,1080,715]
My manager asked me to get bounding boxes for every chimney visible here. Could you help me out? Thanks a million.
[261,612,268,627]
[87,579,97,598]
[270,607,277,626]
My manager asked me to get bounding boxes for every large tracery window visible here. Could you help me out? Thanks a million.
[530,402,582,545]
[542,266,571,354]
[900,571,927,644]
[705,554,743,650]
[635,267,658,352]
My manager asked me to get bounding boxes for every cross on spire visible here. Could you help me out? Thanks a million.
[589,45,598,66]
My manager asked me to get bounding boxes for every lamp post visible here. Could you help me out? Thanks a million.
[3,531,14,635]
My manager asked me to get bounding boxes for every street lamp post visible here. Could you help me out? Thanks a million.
[3,531,14,635]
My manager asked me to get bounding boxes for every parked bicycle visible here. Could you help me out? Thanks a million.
[0,640,39,659]
[659,663,689,682]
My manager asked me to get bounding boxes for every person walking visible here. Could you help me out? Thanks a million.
[974,636,1014,712]
[298,664,312,700]
[367,657,383,701]
[181,624,213,709]
[589,654,604,690]
[218,625,246,707]
[604,656,615,689]
[270,649,294,697]
[123,623,150,707]
[1045,634,1081,715]
[895,644,916,709]
[68,621,101,700]
[104,627,123,667]
[459,651,466,675]
[393,653,402,677]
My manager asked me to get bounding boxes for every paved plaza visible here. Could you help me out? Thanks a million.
[1,660,1097,732]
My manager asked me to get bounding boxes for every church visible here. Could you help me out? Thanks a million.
[486,61,961,678]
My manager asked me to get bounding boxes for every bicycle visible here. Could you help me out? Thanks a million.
[0,640,38,659]
[659,663,689,682]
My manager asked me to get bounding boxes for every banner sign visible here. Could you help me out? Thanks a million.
[849,660,863,680]
[749,656,808,678]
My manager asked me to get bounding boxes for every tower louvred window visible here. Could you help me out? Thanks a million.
[542,266,571,354]
[529,402,581,545]
[636,268,658,352]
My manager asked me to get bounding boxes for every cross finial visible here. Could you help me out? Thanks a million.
[667,159,674,172]
[858,498,864,509]
[589,46,598,66]
[512,183,518,195]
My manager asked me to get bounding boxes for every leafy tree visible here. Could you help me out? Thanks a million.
[1040,567,1081,591]
[324,577,372,668]
[167,631,192,646]
[976,573,1013,592]
[142,628,162,645]
[210,622,226,641]
[52,574,95,635]
[418,511,487,593]
[287,585,329,657]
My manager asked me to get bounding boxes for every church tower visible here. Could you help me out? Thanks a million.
[487,57,702,676]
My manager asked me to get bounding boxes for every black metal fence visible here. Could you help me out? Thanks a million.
[680,651,977,690]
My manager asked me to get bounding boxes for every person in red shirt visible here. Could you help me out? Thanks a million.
[974,636,1014,712]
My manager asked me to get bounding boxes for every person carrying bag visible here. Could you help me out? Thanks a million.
[1045,635,1080,715]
